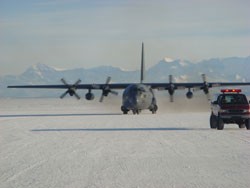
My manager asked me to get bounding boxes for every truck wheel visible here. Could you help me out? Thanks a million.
[245,119,250,130]
[217,118,224,130]
[238,124,246,129]
[210,114,217,129]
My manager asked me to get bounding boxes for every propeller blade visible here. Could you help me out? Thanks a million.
[61,78,69,86]
[202,73,206,82]
[170,94,174,102]
[168,75,175,102]
[99,76,113,102]
[74,79,81,86]
[60,78,81,100]
[60,91,69,99]
[74,92,81,100]
[110,90,118,95]
[99,76,118,102]
[169,75,173,83]
[99,94,104,102]
[105,76,111,85]
[201,74,211,101]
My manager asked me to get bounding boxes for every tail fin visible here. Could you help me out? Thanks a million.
[140,42,145,83]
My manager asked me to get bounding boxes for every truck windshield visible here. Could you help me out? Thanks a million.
[220,94,248,105]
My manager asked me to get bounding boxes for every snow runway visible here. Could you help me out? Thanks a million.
[1,99,250,188]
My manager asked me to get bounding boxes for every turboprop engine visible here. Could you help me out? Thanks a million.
[85,92,95,100]
[186,90,193,99]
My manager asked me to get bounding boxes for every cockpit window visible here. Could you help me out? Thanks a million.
[138,87,146,92]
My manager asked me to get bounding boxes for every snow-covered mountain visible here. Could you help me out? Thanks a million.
[1,56,250,97]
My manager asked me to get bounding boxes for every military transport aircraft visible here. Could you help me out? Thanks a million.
[8,43,250,114]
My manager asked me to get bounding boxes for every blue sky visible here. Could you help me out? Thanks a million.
[0,0,250,75]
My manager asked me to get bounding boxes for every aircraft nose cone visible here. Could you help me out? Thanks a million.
[131,98,137,106]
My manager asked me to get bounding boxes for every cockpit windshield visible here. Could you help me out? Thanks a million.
[137,87,145,92]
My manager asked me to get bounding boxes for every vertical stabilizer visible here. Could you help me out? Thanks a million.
[140,42,145,83]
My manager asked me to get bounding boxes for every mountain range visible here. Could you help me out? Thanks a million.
[1,56,250,98]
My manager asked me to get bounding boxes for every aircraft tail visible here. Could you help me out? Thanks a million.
[140,42,145,83]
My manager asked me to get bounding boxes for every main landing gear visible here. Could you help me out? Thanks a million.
[121,105,158,115]
[132,109,141,115]
[150,104,158,114]
[120,107,141,115]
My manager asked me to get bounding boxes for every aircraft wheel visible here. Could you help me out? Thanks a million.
[121,106,128,115]
[150,105,158,114]
[123,111,128,114]
[153,105,158,114]
[151,109,157,114]
[132,110,140,115]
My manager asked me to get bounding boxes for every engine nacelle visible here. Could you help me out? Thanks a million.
[186,91,193,99]
[85,92,95,100]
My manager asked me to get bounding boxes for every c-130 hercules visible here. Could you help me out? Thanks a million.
[8,43,250,114]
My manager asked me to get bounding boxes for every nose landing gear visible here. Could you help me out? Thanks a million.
[132,109,141,115]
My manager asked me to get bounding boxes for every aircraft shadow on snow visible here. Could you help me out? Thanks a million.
[0,113,121,118]
[31,127,207,132]
[0,113,207,131]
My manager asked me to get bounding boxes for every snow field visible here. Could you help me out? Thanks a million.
[0,98,250,188]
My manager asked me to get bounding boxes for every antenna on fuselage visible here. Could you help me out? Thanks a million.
[140,42,145,83]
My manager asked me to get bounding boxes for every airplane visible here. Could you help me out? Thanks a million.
[8,43,250,114]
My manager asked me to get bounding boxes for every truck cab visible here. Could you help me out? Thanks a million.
[210,89,250,130]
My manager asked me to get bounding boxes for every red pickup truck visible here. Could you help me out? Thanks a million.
[210,89,250,130]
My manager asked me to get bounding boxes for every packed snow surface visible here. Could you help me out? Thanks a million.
[1,98,250,188]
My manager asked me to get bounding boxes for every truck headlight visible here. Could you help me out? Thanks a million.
[219,109,228,113]
[243,109,250,113]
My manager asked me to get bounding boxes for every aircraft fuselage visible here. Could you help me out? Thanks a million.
[121,84,157,114]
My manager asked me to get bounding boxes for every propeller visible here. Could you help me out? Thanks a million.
[201,74,211,101]
[60,78,81,100]
[168,75,175,102]
[98,76,118,102]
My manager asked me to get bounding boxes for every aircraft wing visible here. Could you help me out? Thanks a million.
[7,76,130,90]
[8,75,250,101]
[7,83,130,89]
[147,81,250,102]
[7,77,131,101]
[148,82,250,89]
[147,74,250,91]
[8,82,250,90]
